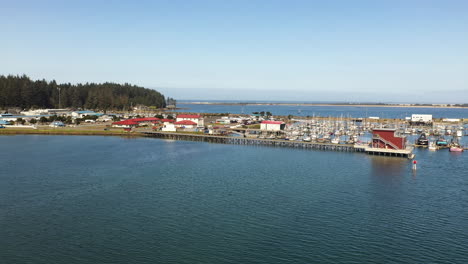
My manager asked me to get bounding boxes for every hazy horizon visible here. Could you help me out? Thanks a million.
[2,0,468,103]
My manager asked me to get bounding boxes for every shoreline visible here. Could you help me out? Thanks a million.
[0,129,143,137]
[179,102,467,109]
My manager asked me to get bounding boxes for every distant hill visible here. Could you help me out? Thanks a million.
[0,74,166,110]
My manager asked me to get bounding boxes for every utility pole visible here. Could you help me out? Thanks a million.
[57,87,62,109]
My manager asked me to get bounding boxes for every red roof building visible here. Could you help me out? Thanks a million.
[112,120,139,127]
[130,117,160,123]
[261,121,284,124]
[371,129,406,150]
[174,120,197,126]
[177,114,201,119]
[260,120,285,131]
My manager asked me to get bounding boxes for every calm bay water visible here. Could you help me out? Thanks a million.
[175,103,468,119]
[0,135,467,263]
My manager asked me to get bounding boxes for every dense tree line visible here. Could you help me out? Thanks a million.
[0,75,166,110]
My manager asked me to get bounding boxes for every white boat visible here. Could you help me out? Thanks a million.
[331,137,340,144]
[428,142,437,151]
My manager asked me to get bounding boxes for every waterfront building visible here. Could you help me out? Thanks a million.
[161,120,176,132]
[112,120,139,128]
[174,120,197,129]
[371,129,406,150]
[176,114,204,127]
[260,121,285,131]
[411,114,433,123]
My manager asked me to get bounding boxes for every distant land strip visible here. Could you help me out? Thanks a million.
[181,102,468,108]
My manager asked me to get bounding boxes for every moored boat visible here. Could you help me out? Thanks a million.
[449,146,464,152]
[416,133,429,146]
[435,136,448,147]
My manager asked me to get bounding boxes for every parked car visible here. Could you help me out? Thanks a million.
[0,125,5,128]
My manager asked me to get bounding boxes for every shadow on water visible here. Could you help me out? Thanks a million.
[369,155,408,184]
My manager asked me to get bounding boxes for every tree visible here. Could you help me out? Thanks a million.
[16,118,25,125]
[0,75,167,110]
[39,116,48,123]
[260,111,265,116]
[29,118,37,124]
[266,111,272,117]
[65,116,73,124]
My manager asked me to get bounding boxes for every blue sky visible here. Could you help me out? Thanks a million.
[1,0,467,103]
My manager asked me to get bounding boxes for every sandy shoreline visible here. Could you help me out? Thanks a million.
[181,102,467,109]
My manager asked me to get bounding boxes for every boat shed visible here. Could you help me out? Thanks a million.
[371,129,406,150]
[260,121,285,131]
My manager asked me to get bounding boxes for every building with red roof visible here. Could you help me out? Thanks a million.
[112,120,139,128]
[260,120,285,131]
[174,120,197,126]
[371,129,407,150]
[130,117,160,123]
[176,114,203,127]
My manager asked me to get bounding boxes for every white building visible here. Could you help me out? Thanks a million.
[260,121,285,131]
[411,114,432,123]
[72,111,99,119]
[176,114,204,127]
[174,120,197,129]
[442,118,461,122]
[21,109,69,116]
[161,123,176,132]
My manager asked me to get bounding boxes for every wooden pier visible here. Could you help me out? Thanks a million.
[142,132,419,158]
[143,132,360,152]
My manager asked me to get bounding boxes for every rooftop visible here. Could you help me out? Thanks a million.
[261,121,284,125]
[177,114,201,119]
[174,120,198,125]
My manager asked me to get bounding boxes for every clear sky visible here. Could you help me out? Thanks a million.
[2,0,468,103]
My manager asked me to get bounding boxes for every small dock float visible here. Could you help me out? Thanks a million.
[363,146,415,159]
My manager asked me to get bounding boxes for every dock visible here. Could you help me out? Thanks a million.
[362,146,414,158]
[143,132,414,158]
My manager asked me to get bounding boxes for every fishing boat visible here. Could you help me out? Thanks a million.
[435,136,448,147]
[449,138,464,152]
[449,144,464,152]
[416,133,429,146]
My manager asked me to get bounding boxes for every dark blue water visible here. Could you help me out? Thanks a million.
[175,103,468,119]
[1,135,467,263]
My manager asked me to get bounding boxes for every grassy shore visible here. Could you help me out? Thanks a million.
[0,128,142,137]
